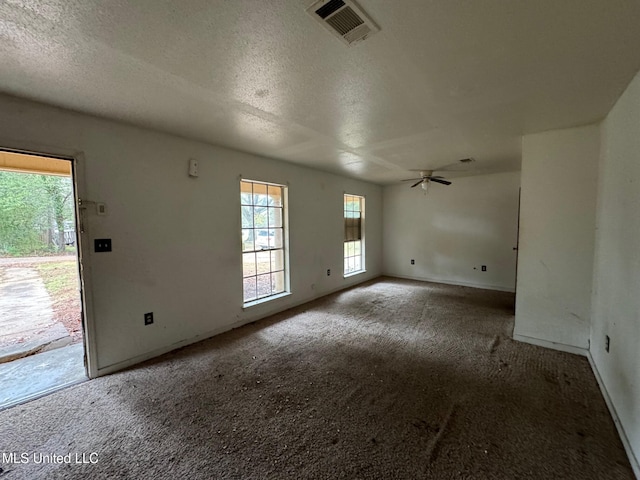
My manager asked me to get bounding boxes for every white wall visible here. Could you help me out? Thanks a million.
[0,94,382,375]
[515,125,599,351]
[591,70,640,474]
[383,172,520,291]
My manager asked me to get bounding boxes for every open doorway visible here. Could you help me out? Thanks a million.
[0,149,87,409]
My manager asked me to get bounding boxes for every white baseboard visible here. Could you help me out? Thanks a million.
[383,273,515,293]
[587,352,640,479]
[96,273,383,377]
[512,333,588,357]
[96,319,248,376]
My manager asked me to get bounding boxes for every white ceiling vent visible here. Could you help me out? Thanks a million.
[307,0,379,46]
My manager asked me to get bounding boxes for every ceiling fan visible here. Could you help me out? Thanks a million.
[401,159,476,190]
[402,170,452,190]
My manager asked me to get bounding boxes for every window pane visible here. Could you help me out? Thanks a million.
[241,181,253,205]
[272,271,285,293]
[256,274,272,297]
[268,207,282,228]
[253,183,268,206]
[270,229,283,249]
[255,229,269,250]
[268,185,282,206]
[271,249,284,271]
[344,258,350,273]
[243,277,257,302]
[242,229,254,252]
[243,253,256,277]
[241,205,253,228]
[354,256,361,272]
[254,206,268,228]
[256,251,271,274]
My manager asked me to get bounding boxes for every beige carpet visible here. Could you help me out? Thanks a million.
[0,277,633,479]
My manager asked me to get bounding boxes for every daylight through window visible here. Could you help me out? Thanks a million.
[241,180,288,304]
[344,194,365,275]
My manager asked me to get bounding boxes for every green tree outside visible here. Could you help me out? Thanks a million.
[0,171,75,256]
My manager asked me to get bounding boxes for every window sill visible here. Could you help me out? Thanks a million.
[344,270,366,279]
[242,292,291,310]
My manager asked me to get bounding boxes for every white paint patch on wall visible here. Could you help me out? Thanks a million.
[0,94,382,373]
[591,69,640,475]
[515,125,599,350]
[382,172,520,292]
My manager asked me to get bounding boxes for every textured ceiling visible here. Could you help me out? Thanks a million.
[1,0,640,184]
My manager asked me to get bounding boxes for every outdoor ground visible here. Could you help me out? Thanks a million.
[0,255,82,344]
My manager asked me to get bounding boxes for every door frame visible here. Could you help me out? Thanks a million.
[513,187,521,313]
[0,146,98,379]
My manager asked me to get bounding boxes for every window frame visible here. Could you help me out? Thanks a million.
[343,193,366,277]
[240,179,290,307]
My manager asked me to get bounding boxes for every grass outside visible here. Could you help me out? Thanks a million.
[36,261,83,343]
[242,254,285,302]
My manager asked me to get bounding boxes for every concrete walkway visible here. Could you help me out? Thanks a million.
[0,256,85,408]
[0,265,71,362]
[0,343,86,410]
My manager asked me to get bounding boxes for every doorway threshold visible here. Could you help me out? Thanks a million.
[0,343,87,410]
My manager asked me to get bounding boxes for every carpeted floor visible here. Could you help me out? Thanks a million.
[0,277,633,479]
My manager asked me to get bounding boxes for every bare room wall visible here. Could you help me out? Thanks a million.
[515,125,599,351]
[591,69,640,475]
[382,172,520,292]
[0,94,383,375]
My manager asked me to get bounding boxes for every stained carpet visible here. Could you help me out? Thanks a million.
[0,277,633,479]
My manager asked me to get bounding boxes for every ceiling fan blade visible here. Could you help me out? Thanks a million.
[410,180,423,188]
[402,177,423,182]
[429,177,452,185]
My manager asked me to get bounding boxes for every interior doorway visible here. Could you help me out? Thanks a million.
[0,149,88,409]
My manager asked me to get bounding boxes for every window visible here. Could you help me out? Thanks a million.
[241,180,288,304]
[344,194,365,275]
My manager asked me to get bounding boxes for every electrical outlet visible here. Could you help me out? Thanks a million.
[605,335,610,352]
[144,312,154,325]
[94,239,112,252]
[411,259,415,265]
[481,265,487,272]
[327,269,331,276]
[188,158,199,177]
